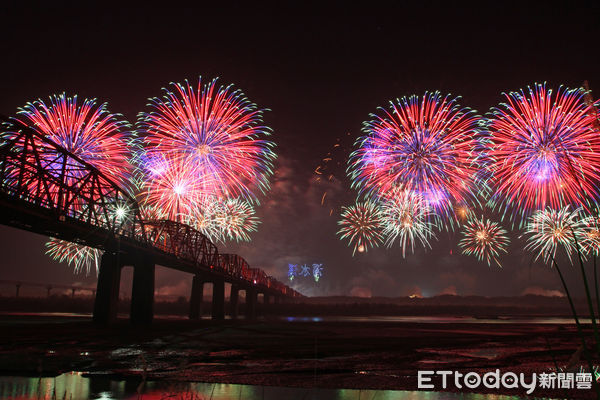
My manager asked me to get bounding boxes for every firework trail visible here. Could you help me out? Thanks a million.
[138,77,276,201]
[315,132,353,216]
[487,84,600,221]
[349,92,483,228]
[337,201,384,255]
[459,216,509,267]
[380,189,437,257]
[522,206,587,264]
[46,238,102,276]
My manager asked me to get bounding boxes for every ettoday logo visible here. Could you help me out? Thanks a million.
[418,369,594,394]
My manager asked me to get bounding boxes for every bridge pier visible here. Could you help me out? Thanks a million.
[229,284,239,318]
[189,275,204,320]
[130,255,155,325]
[245,288,257,319]
[263,293,271,305]
[93,252,121,325]
[212,278,225,320]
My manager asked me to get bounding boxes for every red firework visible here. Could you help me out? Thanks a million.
[138,77,276,200]
[140,155,214,221]
[15,93,133,188]
[487,84,600,220]
[349,92,482,224]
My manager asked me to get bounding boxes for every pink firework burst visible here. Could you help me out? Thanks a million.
[349,92,483,227]
[139,155,212,221]
[487,83,600,221]
[16,93,133,189]
[138,77,276,201]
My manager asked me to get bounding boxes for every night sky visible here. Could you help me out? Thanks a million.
[0,2,599,299]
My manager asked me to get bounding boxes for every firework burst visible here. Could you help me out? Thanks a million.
[580,215,600,256]
[16,93,133,189]
[349,92,483,227]
[337,201,384,255]
[459,216,510,267]
[138,77,276,201]
[139,155,210,221]
[46,238,102,276]
[214,197,260,242]
[184,197,222,242]
[522,206,587,264]
[12,94,133,275]
[182,196,259,242]
[487,84,600,221]
[455,204,474,224]
[381,189,437,257]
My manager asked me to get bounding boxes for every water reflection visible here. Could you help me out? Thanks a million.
[0,312,589,325]
[281,315,591,324]
[0,373,550,400]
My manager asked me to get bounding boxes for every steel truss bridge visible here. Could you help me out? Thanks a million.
[0,116,301,324]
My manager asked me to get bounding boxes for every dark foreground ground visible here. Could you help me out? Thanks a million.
[0,315,597,399]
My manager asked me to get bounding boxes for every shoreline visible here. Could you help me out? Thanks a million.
[0,316,596,398]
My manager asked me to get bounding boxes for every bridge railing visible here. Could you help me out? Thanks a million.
[143,219,220,270]
[0,117,147,243]
[217,254,250,279]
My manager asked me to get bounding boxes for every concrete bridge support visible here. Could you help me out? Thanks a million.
[189,275,204,320]
[245,288,257,320]
[130,255,155,325]
[229,284,239,318]
[212,278,225,320]
[93,252,121,325]
[263,293,271,305]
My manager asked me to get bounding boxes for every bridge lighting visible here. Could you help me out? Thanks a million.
[253,279,257,284]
